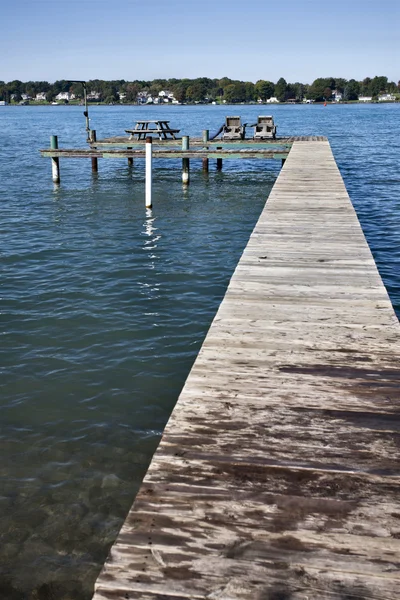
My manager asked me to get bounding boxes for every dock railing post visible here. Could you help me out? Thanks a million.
[145,137,153,208]
[50,135,60,183]
[89,130,98,172]
[182,136,190,185]
[202,130,209,172]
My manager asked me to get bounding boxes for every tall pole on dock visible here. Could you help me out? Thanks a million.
[68,80,91,140]
[145,137,153,208]
[83,82,90,141]
[50,135,60,183]
[182,136,190,185]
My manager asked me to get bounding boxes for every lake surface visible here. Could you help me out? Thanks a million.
[0,103,399,599]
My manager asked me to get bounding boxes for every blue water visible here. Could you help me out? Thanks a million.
[0,104,399,599]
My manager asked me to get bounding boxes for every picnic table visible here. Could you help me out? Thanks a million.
[125,120,180,140]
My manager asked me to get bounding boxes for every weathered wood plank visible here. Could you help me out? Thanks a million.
[90,135,327,148]
[40,148,290,160]
[92,141,400,600]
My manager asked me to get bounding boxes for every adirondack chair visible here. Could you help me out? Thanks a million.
[222,116,246,140]
[251,115,277,139]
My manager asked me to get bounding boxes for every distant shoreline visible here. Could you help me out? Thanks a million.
[1,100,398,107]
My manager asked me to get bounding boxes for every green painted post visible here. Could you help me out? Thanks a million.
[182,136,190,185]
[50,135,60,183]
[202,130,209,172]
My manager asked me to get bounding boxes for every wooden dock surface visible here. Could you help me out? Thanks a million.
[93,141,400,600]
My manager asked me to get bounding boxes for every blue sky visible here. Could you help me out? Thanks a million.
[2,0,399,83]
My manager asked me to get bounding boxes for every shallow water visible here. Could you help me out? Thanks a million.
[0,103,399,599]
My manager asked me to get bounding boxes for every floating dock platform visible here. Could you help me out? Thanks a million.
[92,140,400,599]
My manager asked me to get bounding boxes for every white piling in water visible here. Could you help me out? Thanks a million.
[145,137,153,208]
[50,135,60,183]
[182,136,190,185]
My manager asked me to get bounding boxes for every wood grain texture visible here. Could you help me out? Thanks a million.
[40,148,289,160]
[92,141,400,600]
[89,135,327,147]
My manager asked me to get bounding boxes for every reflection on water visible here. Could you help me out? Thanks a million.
[0,103,399,599]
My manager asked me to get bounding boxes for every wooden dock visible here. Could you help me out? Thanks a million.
[92,139,400,599]
[40,136,327,161]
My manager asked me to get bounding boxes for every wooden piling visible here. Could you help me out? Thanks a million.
[216,146,223,170]
[89,130,98,172]
[202,130,209,172]
[127,147,133,167]
[145,137,152,208]
[50,135,60,183]
[182,136,190,184]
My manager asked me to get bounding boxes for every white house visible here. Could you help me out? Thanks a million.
[158,90,177,103]
[332,90,342,102]
[266,96,279,103]
[358,96,372,102]
[21,93,31,101]
[55,92,74,101]
[35,92,47,101]
[378,93,396,102]
[87,91,101,101]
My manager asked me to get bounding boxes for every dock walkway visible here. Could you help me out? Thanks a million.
[93,141,400,600]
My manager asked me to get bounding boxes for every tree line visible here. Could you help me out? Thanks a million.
[1,76,399,103]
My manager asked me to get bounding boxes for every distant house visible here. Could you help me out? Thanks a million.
[332,90,342,102]
[55,92,73,101]
[358,96,372,102]
[21,93,31,101]
[87,91,101,101]
[35,92,47,101]
[118,92,126,101]
[158,90,177,103]
[266,97,279,103]
[137,91,150,104]
[378,93,395,102]
[0,100,7,106]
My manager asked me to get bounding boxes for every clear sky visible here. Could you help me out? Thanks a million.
[2,0,399,84]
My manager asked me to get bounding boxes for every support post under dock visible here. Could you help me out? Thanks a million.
[127,147,133,167]
[145,137,152,208]
[90,130,98,172]
[202,129,209,172]
[50,135,60,183]
[182,136,190,185]
[216,148,223,171]
[93,140,400,600]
